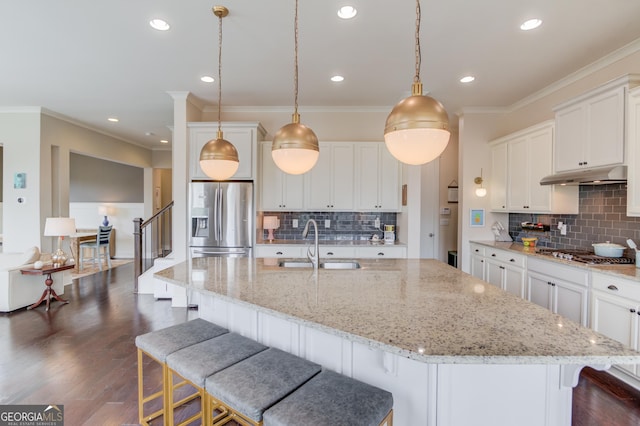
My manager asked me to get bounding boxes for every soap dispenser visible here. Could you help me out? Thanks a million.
[627,239,640,268]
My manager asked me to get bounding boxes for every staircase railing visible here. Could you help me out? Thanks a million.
[133,201,173,289]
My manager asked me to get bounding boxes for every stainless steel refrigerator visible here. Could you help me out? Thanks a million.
[189,181,253,257]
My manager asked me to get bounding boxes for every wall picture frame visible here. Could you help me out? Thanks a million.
[470,209,485,227]
[14,172,26,189]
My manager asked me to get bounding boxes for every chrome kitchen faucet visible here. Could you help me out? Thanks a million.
[302,219,319,269]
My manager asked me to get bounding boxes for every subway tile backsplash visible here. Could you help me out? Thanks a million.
[508,183,640,254]
[260,212,397,241]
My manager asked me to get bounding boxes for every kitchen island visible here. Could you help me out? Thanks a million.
[155,257,640,425]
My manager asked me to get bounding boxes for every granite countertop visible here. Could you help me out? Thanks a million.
[256,239,406,247]
[155,257,640,365]
[471,240,640,282]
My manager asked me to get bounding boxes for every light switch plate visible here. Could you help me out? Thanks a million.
[325,219,330,228]
[292,219,298,228]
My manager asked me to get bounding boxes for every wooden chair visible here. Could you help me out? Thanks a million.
[79,225,113,270]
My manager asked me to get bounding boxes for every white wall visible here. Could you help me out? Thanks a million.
[70,202,144,258]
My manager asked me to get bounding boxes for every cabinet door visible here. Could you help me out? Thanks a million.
[591,290,638,375]
[356,144,382,210]
[260,142,285,210]
[331,143,355,210]
[304,142,332,209]
[526,128,553,212]
[470,255,484,280]
[507,136,528,211]
[627,88,640,216]
[527,271,553,311]
[484,259,504,289]
[490,143,508,211]
[555,104,586,172]
[554,280,588,326]
[282,174,304,210]
[379,147,400,210]
[585,86,625,168]
[503,265,525,298]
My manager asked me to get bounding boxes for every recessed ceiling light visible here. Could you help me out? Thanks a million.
[160,139,169,144]
[201,76,214,83]
[520,18,542,31]
[108,117,119,122]
[337,6,357,19]
[460,76,475,83]
[150,19,170,31]
[331,75,345,82]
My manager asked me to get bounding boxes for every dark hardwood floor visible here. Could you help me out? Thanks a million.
[1,262,639,425]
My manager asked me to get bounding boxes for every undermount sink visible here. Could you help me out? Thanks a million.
[278,260,361,270]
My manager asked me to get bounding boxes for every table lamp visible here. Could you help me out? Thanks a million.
[98,205,110,226]
[263,216,280,241]
[44,217,76,266]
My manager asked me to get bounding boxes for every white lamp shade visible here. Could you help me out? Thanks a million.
[199,159,239,181]
[384,128,450,165]
[263,216,280,230]
[272,148,319,175]
[98,206,109,215]
[44,217,76,237]
[475,187,487,197]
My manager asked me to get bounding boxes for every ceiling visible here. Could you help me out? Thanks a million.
[2,0,640,149]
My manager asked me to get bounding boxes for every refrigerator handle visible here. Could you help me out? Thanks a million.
[213,186,219,242]
[217,186,223,241]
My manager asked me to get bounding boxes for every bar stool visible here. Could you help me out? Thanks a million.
[165,333,268,426]
[135,319,228,425]
[263,369,394,426]
[205,348,322,425]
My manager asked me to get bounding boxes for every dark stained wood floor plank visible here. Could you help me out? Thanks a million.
[1,262,638,425]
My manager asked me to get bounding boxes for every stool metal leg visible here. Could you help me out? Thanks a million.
[166,367,206,426]
[138,348,166,425]
[381,409,393,426]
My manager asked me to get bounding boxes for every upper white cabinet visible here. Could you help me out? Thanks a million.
[554,75,640,172]
[304,142,355,211]
[489,121,578,214]
[355,143,401,211]
[259,141,304,211]
[189,122,266,180]
[627,87,640,216]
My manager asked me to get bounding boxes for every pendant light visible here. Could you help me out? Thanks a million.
[199,6,239,180]
[384,0,450,165]
[271,0,319,175]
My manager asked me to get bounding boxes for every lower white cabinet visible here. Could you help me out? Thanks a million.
[254,245,304,258]
[469,243,485,280]
[355,245,406,258]
[591,271,640,377]
[255,244,406,259]
[526,258,589,326]
[484,248,526,298]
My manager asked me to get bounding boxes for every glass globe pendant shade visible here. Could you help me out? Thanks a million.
[199,131,239,180]
[475,187,487,197]
[384,87,450,166]
[272,114,319,175]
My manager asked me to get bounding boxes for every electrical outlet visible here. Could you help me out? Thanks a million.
[292,219,298,228]
[325,219,330,228]
[374,217,380,228]
[560,224,567,235]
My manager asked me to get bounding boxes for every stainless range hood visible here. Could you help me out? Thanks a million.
[539,165,627,186]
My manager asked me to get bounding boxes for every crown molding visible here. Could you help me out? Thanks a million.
[202,105,393,114]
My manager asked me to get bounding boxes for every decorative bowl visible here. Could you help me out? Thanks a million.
[592,242,625,257]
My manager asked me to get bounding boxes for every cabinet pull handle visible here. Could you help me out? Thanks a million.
[499,266,505,270]
[491,253,496,257]
[631,309,637,314]
[276,251,283,255]
[327,252,334,256]
[475,249,479,252]
[607,285,619,291]
[551,283,556,287]
[377,252,385,256]
[509,258,515,262]
[547,281,552,286]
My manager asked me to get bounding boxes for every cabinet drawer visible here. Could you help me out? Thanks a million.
[470,244,485,256]
[319,246,356,258]
[355,246,407,258]
[527,257,589,287]
[485,249,526,268]
[254,245,304,258]
[592,272,640,301]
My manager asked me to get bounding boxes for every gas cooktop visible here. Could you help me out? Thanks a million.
[535,248,635,265]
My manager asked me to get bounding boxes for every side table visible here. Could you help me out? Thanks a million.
[20,264,74,311]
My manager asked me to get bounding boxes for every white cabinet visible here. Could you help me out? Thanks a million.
[355,143,401,211]
[526,258,589,326]
[490,142,507,211]
[489,121,578,214]
[355,245,407,258]
[254,245,304,258]
[591,271,640,377]
[554,75,639,172]
[304,142,354,211]
[259,141,304,211]
[484,247,526,298]
[189,122,265,180]
[627,87,640,216]
[469,243,485,280]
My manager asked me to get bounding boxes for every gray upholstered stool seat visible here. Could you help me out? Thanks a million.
[205,348,322,425]
[263,369,394,426]
[165,333,269,424]
[135,319,229,426]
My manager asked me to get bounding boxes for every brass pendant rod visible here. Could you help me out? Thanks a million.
[216,10,223,135]
[414,0,422,84]
[293,0,299,117]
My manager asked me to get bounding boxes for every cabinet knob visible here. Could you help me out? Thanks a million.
[509,259,515,262]
[607,285,619,291]
[499,266,505,270]
[631,309,637,314]
[491,253,496,257]
[551,283,556,287]
[276,251,283,255]
[547,281,552,286]
[475,249,479,252]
